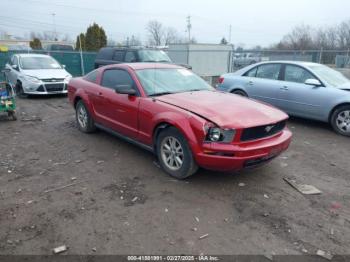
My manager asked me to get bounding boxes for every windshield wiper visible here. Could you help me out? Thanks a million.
[149,91,174,97]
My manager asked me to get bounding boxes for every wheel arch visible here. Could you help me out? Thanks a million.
[329,102,350,122]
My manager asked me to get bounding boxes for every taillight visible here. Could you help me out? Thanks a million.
[218,77,224,84]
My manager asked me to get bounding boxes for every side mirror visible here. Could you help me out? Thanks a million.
[305,79,322,87]
[62,65,66,68]
[12,64,18,70]
[115,84,137,96]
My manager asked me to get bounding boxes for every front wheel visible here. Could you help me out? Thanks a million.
[75,100,96,133]
[331,105,350,136]
[15,82,27,98]
[156,127,198,179]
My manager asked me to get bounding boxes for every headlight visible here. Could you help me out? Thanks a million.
[205,124,236,143]
[23,75,41,84]
[64,75,72,82]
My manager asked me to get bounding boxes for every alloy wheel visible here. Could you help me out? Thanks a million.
[336,110,350,134]
[77,105,88,129]
[160,136,184,171]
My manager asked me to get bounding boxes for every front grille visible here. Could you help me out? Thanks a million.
[44,83,65,92]
[241,121,286,142]
[42,78,65,83]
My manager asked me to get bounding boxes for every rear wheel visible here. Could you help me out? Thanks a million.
[156,127,198,179]
[331,105,350,136]
[75,100,96,133]
[232,89,248,97]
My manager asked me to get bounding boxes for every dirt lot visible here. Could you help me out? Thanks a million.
[0,96,349,256]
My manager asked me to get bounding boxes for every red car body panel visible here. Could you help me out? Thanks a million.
[68,63,292,172]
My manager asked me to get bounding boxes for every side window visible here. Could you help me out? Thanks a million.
[125,51,136,62]
[244,67,257,77]
[12,56,18,66]
[284,65,315,84]
[256,64,281,80]
[101,69,136,90]
[112,51,125,61]
[84,70,98,83]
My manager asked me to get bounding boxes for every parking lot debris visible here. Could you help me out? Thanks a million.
[131,197,138,202]
[97,160,104,164]
[75,160,82,163]
[284,178,322,195]
[224,218,229,222]
[199,234,209,240]
[191,227,198,231]
[120,196,124,200]
[53,162,68,166]
[302,248,308,253]
[195,217,200,223]
[53,245,68,254]
[43,181,84,194]
[238,182,245,187]
[316,249,333,260]
[165,208,169,213]
[16,189,22,194]
[92,247,97,252]
[26,200,34,204]
[71,177,77,181]
[264,194,269,199]
[280,162,288,168]
[21,116,42,122]
[7,170,12,173]
[263,213,269,217]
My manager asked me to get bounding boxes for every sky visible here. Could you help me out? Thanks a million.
[1,0,350,47]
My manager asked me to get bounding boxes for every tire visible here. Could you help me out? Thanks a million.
[232,90,248,97]
[156,127,198,179]
[75,100,96,133]
[8,111,17,121]
[15,82,27,98]
[331,105,350,136]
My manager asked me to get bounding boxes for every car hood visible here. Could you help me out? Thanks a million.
[22,69,71,79]
[156,90,288,128]
[337,82,350,90]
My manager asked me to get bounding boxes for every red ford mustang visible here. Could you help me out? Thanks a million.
[68,63,292,179]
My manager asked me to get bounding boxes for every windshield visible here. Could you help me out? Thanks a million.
[309,64,350,87]
[136,68,213,96]
[138,50,171,62]
[20,56,62,70]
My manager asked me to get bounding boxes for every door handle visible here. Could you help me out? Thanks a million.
[280,86,289,90]
[248,81,254,85]
[97,92,103,96]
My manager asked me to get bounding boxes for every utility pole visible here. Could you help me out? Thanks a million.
[51,13,57,41]
[228,24,232,44]
[186,15,192,43]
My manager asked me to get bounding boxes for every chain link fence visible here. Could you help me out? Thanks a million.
[1,48,350,83]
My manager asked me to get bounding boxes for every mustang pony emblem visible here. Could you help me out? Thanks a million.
[265,125,275,132]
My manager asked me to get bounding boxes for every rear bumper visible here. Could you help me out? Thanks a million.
[194,129,292,172]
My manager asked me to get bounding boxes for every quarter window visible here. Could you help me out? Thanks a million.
[101,69,136,91]
[84,70,98,83]
[256,64,281,80]
[284,65,315,84]
[244,67,257,77]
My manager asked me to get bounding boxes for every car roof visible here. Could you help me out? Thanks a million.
[256,60,321,67]
[15,54,53,58]
[99,46,160,51]
[102,62,183,70]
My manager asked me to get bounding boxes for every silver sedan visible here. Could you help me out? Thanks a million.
[217,61,350,136]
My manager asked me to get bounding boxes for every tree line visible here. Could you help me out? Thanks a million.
[273,20,350,50]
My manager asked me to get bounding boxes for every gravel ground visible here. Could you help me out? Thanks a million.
[0,95,349,256]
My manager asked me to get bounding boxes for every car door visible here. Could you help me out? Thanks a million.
[279,64,326,118]
[244,63,284,107]
[98,68,140,138]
